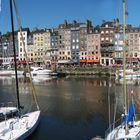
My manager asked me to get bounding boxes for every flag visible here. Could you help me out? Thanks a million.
[121,103,135,125]
[126,103,135,123]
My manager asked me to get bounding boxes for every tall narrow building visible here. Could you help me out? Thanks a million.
[18,28,30,64]
[100,21,115,66]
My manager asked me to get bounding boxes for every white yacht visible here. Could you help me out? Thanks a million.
[116,69,140,80]
[30,66,52,76]
[0,111,40,140]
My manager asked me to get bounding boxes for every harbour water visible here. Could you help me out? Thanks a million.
[1,75,139,140]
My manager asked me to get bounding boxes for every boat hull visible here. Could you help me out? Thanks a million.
[115,69,140,80]
[16,111,41,140]
[106,121,140,140]
[0,110,40,140]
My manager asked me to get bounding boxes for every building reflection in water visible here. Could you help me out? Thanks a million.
[2,75,137,139]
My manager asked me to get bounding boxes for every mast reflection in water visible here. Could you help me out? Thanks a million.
[0,75,118,140]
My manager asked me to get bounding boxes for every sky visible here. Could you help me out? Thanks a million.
[0,0,140,33]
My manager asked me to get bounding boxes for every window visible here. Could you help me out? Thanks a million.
[76,45,79,49]
[101,31,104,34]
[72,39,75,43]
[135,34,138,38]
[110,30,114,34]
[105,24,108,28]
[102,59,104,64]
[130,34,133,39]
[72,45,75,49]
[106,31,109,34]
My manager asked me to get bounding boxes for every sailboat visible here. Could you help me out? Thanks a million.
[0,0,40,139]
[0,101,18,121]
[105,0,140,139]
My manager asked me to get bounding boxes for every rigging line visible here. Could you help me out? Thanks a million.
[108,66,112,132]
[13,0,40,111]
[113,84,117,130]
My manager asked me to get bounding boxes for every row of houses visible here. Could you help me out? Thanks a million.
[0,19,140,67]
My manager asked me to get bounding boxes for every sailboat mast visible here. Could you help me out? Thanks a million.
[122,0,128,134]
[9,0,20,110]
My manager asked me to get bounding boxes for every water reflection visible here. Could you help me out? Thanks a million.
[1,75,137,139]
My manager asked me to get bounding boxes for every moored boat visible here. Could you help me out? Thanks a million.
[30,66,53,76]
[105,0,140,139]
[0,0,41,139]
[115,69,140,80]
[0,110,40,140]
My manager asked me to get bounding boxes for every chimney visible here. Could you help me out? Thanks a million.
[64,20,68,28]
[86,20,92,28]
[73,20,77,27]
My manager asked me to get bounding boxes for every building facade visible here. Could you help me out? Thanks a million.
[100,22,115,66]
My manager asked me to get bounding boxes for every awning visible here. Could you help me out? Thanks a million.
[80,59,99,63]
[17,60,27,64]
[58,60,70,64]
[80,60,87,63]
[17,60,33,64]
[86,60,100,63]
[126,58,138,63]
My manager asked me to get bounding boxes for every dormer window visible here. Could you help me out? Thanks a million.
[105,24,109,28]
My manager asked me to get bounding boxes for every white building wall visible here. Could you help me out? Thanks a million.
[18,31,27,61]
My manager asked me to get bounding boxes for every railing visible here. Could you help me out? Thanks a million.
[105,117,122,139]
[100,47,115,53]
[105,114,140,139]
[0,102,16,108]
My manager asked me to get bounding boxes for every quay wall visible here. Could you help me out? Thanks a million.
[56,66,116,76]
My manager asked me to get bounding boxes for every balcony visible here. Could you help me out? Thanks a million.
[100,47,115,53]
